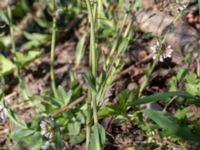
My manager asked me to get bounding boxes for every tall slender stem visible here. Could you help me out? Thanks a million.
[50,0,58,98]
[85,0,98,149]
[7,1,27,99]
[86,0,97,77]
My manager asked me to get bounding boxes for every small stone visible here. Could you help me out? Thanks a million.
[128,82,138,90]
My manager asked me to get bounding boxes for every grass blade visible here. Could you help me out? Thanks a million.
[142,109,200,142]
[131,91,196,107]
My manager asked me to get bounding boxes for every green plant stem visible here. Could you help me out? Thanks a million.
[86,0,97,77]
[85,0,99,149]
[97,0,102,27]
[50,0,58,98]
[139,59,157,96]
[86,94,91,149]
[7,1,27,99]
[198,0,200,17]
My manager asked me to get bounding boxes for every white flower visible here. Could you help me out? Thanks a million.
[40,117,55,140]
[0,104,7,123]
[151,40,174,62]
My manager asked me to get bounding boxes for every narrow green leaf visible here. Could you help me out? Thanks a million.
[0,9,9,24]
[6,107,27,128]
[143,109,200,142]
[83,71,96,92]
[131,92,196,107]
[19,79,30,100]
[118,37,129,53]
[75,33,87,67]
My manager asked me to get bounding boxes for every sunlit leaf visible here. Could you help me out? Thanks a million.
[0,55,16,76]
[16,50,42,67]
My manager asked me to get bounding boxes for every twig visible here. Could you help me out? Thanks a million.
[4,92,17,101]
[162,96,177,112]
[52,95,85,117]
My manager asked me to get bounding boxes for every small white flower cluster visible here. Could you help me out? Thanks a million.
[40,116,55,150]
[40,117,54,139]
[0,104,7,123]
[150,41,173,62]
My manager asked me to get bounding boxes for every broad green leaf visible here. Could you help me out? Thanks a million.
[30,95,46,113]
[89,123,106,150]
[34,17,51,29]
[16,50,42,67]
[175,107,190,120]
[0,35,11,47]
[57,86,72,106]
[12,130,43,150]
[20,40,43,51]
[0,55,16,76]
[185,72,198,84]
[185,83,199,96]
[69,132,85,145]
[12,128,35,140]
[23,32,49,42]
[131,91,196,107]
[67,122,81,136]
[142,109,200,142]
